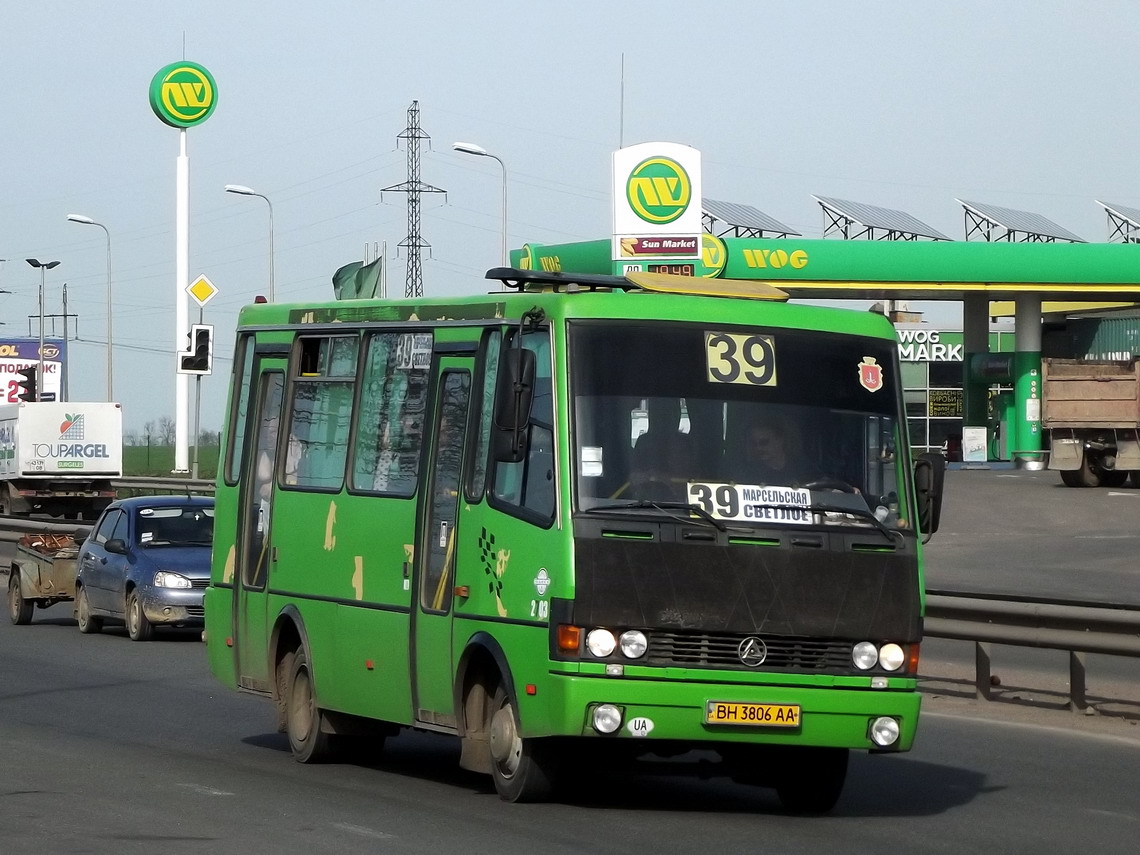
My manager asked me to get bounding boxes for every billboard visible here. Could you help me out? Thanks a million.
[0,338,66,403]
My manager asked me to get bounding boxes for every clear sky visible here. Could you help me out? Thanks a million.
[3,1,1139,433]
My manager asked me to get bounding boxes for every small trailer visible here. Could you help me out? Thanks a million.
[7,533,80,625]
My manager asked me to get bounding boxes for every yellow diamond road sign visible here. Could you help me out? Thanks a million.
[187,274,218,307]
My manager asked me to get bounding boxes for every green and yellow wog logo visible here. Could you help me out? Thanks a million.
[626,156,692,224]
[150,61,218,128]
[698,233,727,278]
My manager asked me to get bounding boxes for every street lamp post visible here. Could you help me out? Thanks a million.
[25,258,61,401]
[66,214,113,401]
[224,184,275,301]
[452,142,508,266]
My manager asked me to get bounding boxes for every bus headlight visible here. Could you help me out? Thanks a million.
[878,643,905,671]
[852,641,879,670]
[592,704,623,734]
[619,630,647,659]
[586,629,617,658]
[870,716,901,747]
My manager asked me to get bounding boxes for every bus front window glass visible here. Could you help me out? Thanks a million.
[286,336,357,490]
[352,332,432,496]
[490,330,556,524]
[570,321,906,528]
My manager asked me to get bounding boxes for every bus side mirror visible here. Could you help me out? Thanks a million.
[913,452,946,537]
[492,347,536,463]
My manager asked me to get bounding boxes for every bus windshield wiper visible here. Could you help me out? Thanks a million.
[758,501,901,542]
[586,500,727,532]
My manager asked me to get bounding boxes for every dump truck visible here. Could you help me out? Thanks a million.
[1043,357,1140,487]
[7,532,80,625]
[0,401,122,518]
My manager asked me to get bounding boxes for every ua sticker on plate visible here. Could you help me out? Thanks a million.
[627,717,654,737]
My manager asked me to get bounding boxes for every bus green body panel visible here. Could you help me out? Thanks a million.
[207,275,928,781]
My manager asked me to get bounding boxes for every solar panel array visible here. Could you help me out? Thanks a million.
[1097,200,1140,229]
[957,199,1085,242]
[812,196,951,240]
[702,198,799,236]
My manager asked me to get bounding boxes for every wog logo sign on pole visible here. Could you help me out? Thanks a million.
[149,62,218,128]
[612,142,702,274]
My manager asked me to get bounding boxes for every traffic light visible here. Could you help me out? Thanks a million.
[179,324,213,375]
[16,366,38,402]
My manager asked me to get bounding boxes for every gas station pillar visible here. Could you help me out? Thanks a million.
[962,294,990,428]
[1013,294,1045,469]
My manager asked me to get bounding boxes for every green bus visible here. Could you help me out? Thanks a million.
[205,267,945,812]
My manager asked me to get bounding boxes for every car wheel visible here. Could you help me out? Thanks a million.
[488,683,557,802]
[76,586,103,634]
[284,646,337,763]
[8,571,33,625]
[126,591,153,641]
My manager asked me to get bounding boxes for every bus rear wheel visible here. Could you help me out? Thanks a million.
[284,646,337,763]
[488,684,556,802]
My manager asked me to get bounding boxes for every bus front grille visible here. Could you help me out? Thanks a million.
[645,631,853,672]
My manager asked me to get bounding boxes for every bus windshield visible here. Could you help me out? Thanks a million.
[570,320,907,529]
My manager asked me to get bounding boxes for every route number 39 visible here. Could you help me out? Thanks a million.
[705,332,776,386]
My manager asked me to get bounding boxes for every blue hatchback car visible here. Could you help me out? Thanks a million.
[75,495,214,641]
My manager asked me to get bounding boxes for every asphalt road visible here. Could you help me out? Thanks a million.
[923,466,1140,604]
[2,616,1138,855]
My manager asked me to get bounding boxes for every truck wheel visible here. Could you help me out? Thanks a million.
[1131,472,1140,489]
[1101,470,1128,488]
[1059,452,1101,487]
[8,572,33,625]
[126,591,153,641]
[76,587,102,634]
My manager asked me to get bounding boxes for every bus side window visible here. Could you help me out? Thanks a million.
[489,330,556,525]
[466,329,501,501]
[351,332,432,496]
[285,335,357,491]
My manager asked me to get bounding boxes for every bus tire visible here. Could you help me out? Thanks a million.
[126,591,153,641]
[76,586,103,634]
[284,646,337,763]
[775,747,848,814]
[488,683,556,802]
[9,572,33,625]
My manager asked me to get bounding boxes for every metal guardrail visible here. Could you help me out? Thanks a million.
[111,476,216,494]
[0,516,94,544]
[924,590,1140,712]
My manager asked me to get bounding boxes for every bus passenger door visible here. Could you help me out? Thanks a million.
[412,363,472,726]
[234,366,286,693]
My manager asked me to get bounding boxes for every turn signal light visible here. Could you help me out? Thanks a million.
[557,624,581,652]
[907,643,921,674]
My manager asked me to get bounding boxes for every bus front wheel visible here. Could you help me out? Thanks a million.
[488,684,556,802]
[284,646,337,763]
[775,746,848,814]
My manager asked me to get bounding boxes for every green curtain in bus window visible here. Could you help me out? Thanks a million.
[351,331,432,496]
[287,380,354,489]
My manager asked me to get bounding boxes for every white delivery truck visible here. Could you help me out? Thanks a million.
[0,402,123,518]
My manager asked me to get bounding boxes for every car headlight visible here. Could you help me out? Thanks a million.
[852,641,879,670]
[619,630,648,659]
[154,571,191,589]
[586,629,617,658]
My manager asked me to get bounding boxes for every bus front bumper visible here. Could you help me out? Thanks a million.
[528,671,921,751]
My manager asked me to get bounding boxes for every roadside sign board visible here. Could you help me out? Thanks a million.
[187,274,218,308]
